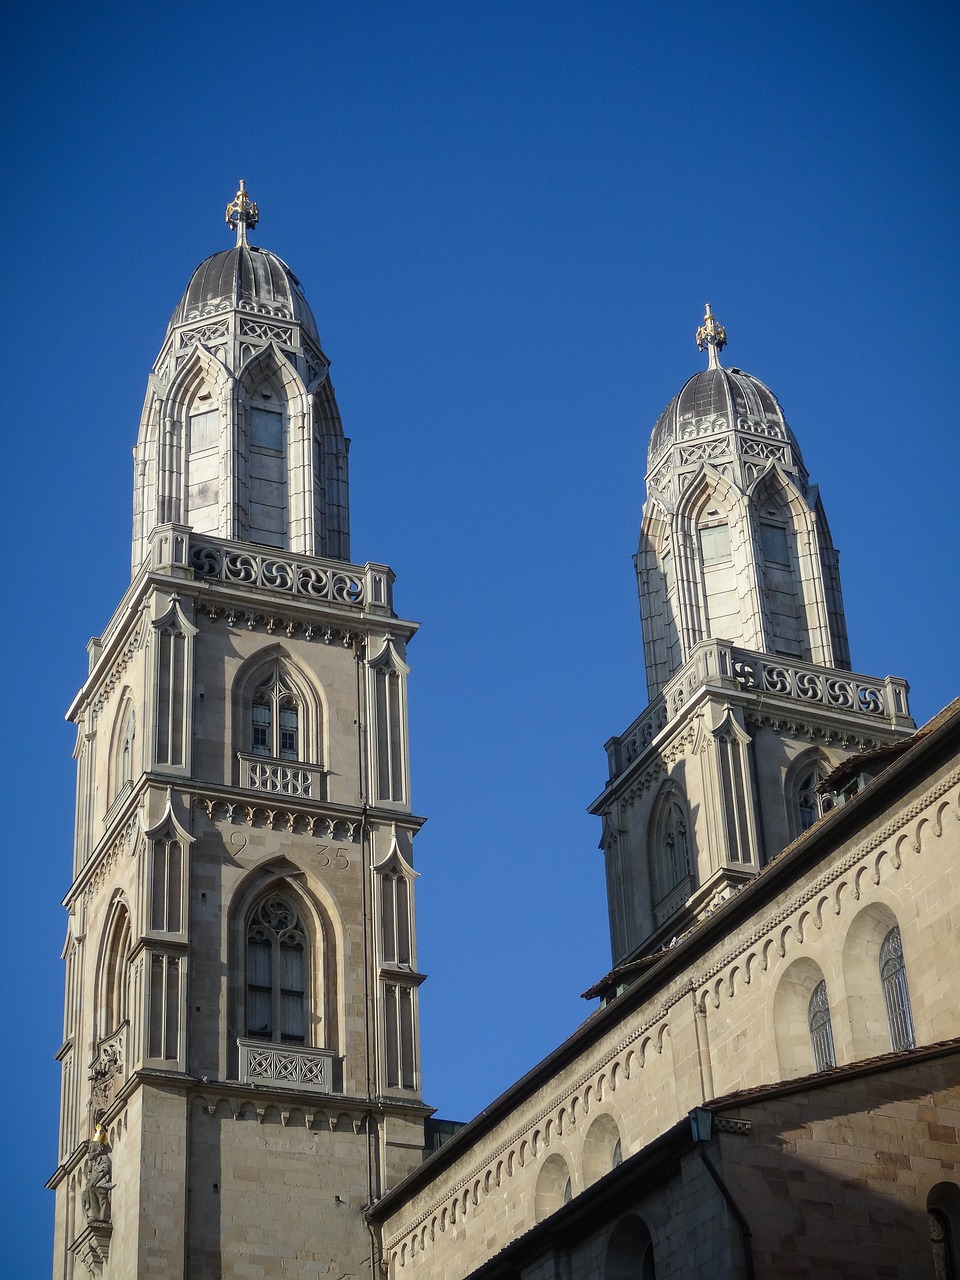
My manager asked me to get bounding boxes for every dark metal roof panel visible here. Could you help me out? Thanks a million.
[168,245,320,341]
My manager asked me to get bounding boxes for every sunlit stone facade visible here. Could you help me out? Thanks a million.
[51,188,429,1279]
[52,201,960,1280]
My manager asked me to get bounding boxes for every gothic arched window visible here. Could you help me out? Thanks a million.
[797,763,832,832]
[104,912,131,1037]
[251,673,301,761]
[246,896,308,1044]
[808,979,836,1070]
[786,751,835,844]
[880,926,916,1051]
[109,700,136,805]
[650,791,692,908]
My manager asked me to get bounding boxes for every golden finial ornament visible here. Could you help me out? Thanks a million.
[695,303,727,370]
[225,180,259,246]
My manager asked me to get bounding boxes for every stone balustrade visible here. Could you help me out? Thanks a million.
[238,754,327,800]
[237,1039,336,1094]
[185,533,394,612]
[606,641,912,781]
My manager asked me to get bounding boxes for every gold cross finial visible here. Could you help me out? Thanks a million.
[225,180,259,246]
[695,303,727,370]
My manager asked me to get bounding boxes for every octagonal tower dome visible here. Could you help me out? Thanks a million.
[645,306,805,491]
[636,305,850,700]
[132,183,350,574]
[167,242,320,342]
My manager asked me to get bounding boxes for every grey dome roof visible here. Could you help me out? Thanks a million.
[167,244,319,341]
[647,364,799,472]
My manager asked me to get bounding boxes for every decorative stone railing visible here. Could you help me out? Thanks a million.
[238,754,326,800]
[606,641,912,781]
[727,649,910,721]
[237,1039,336,1094]
[189,538,394,610]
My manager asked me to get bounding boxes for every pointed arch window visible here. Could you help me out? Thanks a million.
[251,674,301,761]
[788,753,835,840]
[102,908,132,1038]
[798,764,832,832]
[246,896,308,1044]
[808,979,836,1070]
[112,702,136,802]
[880,926,916,1051]
[650,791,692,911]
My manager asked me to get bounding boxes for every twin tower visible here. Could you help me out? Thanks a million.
[51,188,912,1277]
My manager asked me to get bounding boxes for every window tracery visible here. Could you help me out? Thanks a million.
[251,673,301,761]
[246,896,308,1045]
[880,926,916,1051]
[650,791,692,906]
[808,979,836,1070]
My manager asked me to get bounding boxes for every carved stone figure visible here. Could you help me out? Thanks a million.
[89,1043,121,1114]
[80,1138,114,1225]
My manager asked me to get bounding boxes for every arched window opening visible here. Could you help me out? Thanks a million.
[583,1113,623,1187]
[880,926,916,1051]
[928,1184,960,1280]
[102,909,131,1038]
[251,674,301,761]
[246,896,308,1044]
[650,790,692,915]
[534,1155,573,1223]
[604,1215,656,1280]
[112,703,136,802]
[808,979,836,1070]
[797,762,832,833]
[931,1211,956,1280]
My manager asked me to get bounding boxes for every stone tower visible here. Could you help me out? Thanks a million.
[51,185,429,1279]
[591,307,914,971]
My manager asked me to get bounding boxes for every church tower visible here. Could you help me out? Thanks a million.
[51,185,429,1278]
[591,307,914,972]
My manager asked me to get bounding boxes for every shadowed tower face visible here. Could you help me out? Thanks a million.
[592,307,913,970]
[52,186,430,1279]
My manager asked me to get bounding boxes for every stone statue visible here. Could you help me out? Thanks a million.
[81,1133,114,1224]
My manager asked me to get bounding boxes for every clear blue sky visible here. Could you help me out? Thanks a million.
[3,1,958,1271]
